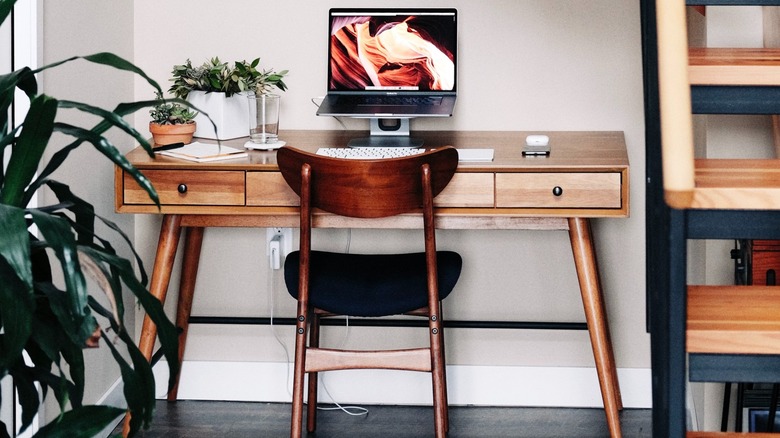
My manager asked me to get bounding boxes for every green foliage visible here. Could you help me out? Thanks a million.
[168,57,289,98]
[0,0,180,436]
[149,92,197,125]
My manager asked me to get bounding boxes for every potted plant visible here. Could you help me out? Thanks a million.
[0,2,179,437]
[168,57,288,140]
[149,92,198,145]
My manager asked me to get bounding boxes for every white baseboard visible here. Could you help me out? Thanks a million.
[153,361,652,408]
[95,378,126,438]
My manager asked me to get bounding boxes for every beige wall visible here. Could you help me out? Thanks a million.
[131,0,649,371]
[33,0,652,414]
[39,0,136,413]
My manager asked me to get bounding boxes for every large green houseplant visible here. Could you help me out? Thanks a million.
[0,0,181,436]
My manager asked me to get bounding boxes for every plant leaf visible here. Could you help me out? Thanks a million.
[34,405,125,438]
[1,67,38,136]
[45,179,148,287]
[11,363,40,434]
[3,66,38,98]
[28,312,59,367]
[58,100,149,149]
[0,0,18,26]
[100,330,155,437]
[58,327,86,407]
[36,280,97,349]
[0,216,43,379]
[31,53,161,96]
[0,420,10,438]
[0,203,32,288]
[82,245,180,390]
[25,124,160,209]
[2,94,57,207]
[28,209,97,340]
[0,255,34,372]
[76,247,125,327]
[18,308,83,408]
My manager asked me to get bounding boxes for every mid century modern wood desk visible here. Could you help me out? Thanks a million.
[115,130,629,437]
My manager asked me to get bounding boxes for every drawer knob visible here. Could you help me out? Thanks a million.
[552,186,563,197]
[177,184,188,194]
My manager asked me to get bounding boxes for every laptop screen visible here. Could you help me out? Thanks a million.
[328,8,457,95]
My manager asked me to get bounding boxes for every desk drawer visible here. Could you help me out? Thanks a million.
[124,170,245,205]
[246,172,299,206]
[436,173,494,207]
[496,173,622,208]
[245,172,496,208]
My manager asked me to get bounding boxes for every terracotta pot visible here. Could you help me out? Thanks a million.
[149,122,196,146]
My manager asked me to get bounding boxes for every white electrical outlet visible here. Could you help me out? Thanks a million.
[266,227,293,257]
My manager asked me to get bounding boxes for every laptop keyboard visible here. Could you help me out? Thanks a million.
[315,147,425,159]
[339,96,442,106]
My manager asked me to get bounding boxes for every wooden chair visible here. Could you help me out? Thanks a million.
[276,146,462,438]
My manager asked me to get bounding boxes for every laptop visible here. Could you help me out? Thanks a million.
[316,8,458,118]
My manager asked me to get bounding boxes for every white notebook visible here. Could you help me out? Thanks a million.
[456,148,494,162]
[157,142,248,162]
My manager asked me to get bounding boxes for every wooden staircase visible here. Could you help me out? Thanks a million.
[642,1,780,436]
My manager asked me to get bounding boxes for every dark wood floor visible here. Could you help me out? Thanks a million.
[123,401,652,437]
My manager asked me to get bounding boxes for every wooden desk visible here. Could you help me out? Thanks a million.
[115,130,629,437]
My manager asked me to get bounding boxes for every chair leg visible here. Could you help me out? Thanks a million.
[438,305,450,434]
[306,313,321,433]
[440,350,449,434]
[291,306,309,438]
[429,309,448,438]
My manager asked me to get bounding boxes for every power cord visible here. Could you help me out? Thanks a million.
[266,236,293,399]
[315,229,368,416]
[317,286,368,417]
[267,230,368,417]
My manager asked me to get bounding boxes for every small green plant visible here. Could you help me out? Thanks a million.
[150,92,197,125]
[168,57,288,98]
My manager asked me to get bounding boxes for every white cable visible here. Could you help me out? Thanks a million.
[266,230,367,416]
[314,229,368,416]
[267,241,293,399]
[317,315,367,417]
[317,380,369,416]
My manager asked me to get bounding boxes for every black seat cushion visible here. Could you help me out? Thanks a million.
[284,250,462,317]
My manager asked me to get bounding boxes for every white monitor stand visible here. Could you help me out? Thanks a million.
[347,118,424,148]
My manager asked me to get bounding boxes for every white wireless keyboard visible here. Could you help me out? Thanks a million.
[315,147,425,159]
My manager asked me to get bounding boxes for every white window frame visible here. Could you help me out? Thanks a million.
[1,2,40,436]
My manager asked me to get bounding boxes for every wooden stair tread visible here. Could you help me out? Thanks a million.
[666,159,780,209]
[689,48,780,85]
[687,285,780,354]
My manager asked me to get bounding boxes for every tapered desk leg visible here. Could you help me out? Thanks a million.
[123,214,183,437]
[168,226,205,401]
[568,217,623,438]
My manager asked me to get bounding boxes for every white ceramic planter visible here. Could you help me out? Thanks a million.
[187,91,251,140]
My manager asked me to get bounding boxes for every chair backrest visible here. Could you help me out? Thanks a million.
[277,147,459,219]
